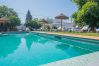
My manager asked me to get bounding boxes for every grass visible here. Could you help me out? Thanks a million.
[53,31,99,37]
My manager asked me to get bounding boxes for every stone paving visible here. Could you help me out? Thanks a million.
[41,52,99,66]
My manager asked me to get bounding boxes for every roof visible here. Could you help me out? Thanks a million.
[0,17,9,23]
[55,13,69,19]
[39,18,48,24]
[0,17,9,21]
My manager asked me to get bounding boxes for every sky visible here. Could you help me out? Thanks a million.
[0,0,77,23]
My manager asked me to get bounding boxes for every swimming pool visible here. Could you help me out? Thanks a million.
[0,32,99,66]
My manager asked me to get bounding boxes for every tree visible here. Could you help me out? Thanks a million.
[71,0,87,9]
[8,15,20,30]
[0,6,17,18]
[25,10,32,27]
[77,2,99,31]
[30,18,41,30]
[0,5,21,31]
[87,0,99,3]
[71,0,99,32]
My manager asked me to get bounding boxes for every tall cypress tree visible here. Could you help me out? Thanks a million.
[25,10,32,27]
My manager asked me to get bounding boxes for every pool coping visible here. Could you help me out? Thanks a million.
[41,51,99,66]
[32,31,99,40]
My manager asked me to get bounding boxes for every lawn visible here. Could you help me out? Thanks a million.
[53,32,99,37]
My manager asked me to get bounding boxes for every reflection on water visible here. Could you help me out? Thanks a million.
[24,33,49,50]
[0,35,21,57]
[56,44,69,50]
[25,34,35,50]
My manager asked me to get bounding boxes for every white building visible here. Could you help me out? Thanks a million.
[16,24,26,31]
[52,20,75,30]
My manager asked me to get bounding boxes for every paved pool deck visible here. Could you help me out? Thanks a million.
[41,51,99,66]
[33,31,99,40]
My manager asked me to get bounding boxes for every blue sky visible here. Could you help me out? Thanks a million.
[0,0,77,23]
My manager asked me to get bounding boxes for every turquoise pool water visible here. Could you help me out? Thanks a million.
[0,32,99,66]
